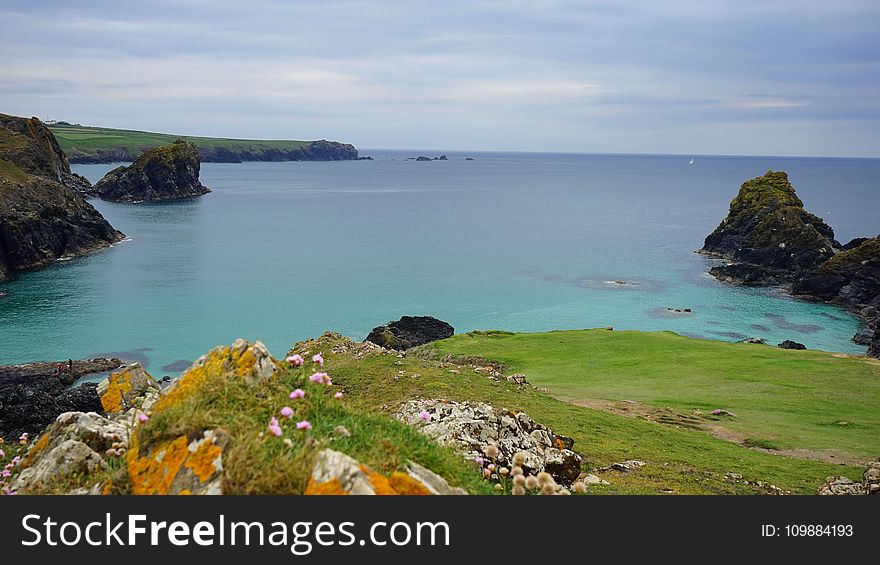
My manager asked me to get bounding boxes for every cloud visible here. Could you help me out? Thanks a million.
[0,0,878,155]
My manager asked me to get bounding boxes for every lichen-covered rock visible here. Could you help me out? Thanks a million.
[701,171,839,285]
[96,363,160,414]
[366,316,454,350]
[818,476,864,495]
[304,448,463,495]
[95,139,211,203]
[127,429,227,495]
[396,399,582,484]
[12,411,129,492]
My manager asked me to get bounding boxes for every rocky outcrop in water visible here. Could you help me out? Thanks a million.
[702,171,878,357]
[0,357,123,440]
[701,171,839,285]
[95,139,211,202]
[365,316,454,350]
[0,114,123,281]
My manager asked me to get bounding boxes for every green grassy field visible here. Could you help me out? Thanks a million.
[48,124,316,161]
[423,329,880,463]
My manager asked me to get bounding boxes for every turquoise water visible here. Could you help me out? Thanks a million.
[0,151,876,374]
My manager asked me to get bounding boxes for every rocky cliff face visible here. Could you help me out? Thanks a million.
[701,171,839,285]
[702,171,878,358]
[0,113,96,196]
[94,139,211,203]
[0,114,124,282]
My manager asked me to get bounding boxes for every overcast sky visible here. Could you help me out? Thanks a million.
[1,0,878,156]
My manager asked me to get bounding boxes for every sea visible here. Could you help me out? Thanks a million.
[1,150,877,377]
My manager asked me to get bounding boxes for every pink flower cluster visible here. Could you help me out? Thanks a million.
[309,372,332,385]
[286,354,304,367]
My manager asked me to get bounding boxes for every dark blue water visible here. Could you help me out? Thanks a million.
[0,151,876,374]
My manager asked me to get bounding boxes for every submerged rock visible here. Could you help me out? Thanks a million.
[95,139,211,202]
[365,316,454,350]
[701,171,839,283]
[396,399,582,484]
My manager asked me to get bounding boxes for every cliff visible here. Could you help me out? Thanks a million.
[701,170,839,285]
[0,114,124,282]
[94,139,211,203]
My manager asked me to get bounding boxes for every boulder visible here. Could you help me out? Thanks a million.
[778,340,807,350]
[864,459,880,494]
[869,327,880,359]
[95,139,211,203]
[304,448,465,495]
[127,429,227,495]
[365,316,454,350]
[701,171,839,285]
[818,476,864,495]
[396,399,582,484]
[11,411,129,493]
[96,363,160,415]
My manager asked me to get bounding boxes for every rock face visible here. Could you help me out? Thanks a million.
[366,316,454,350]
[11,411,129,493]
[0,114,124,282]
[701,171,839,285]
[304,448,466,495]
[0,357,123,440]
[396,399,583,484]
[95,139,211,203]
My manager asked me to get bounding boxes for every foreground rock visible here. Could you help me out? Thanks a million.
[396,399,582,484]
[0,113,124,281]
[305,448,466,495]
[0,357,123,440]
[95,139,211,203]
[701,170,839,285]
[817,458,880,495]
[778,340,807,350]
[366,316,454,350]
[11,411,129,493]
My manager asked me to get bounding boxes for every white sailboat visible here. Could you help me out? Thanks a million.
[689,157,694,165]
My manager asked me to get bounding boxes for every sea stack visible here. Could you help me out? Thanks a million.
[700,170,839,285]
[0,113,124,282]
[95,139,211,203]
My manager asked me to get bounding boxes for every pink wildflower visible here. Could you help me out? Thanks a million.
[296,421,312,430]
[268,425,283,437]
[418,410,431,421]
[474,457,484,465]
[290,389,305,399]
[280,406,295,419]
[137,412,149,423]
[310,372,330,384]
[286,354,304,367]
[334,392,343,399]
[312,354,324,366]
[0,449,5,458]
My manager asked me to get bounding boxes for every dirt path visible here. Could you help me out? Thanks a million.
[561,396,864,466]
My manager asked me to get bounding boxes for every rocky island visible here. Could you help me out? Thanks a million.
[702,170,879,357]
[0,113,124,282]
[95,139,211,203]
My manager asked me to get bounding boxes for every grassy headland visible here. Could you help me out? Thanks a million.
[48,123,357,163]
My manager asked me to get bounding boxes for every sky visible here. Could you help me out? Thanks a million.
[1,0,878,156]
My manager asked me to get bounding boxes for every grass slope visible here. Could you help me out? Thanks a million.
[49,124,313,160]
[423,329,880,463]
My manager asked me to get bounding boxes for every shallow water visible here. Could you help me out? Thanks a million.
[1,151,876,373]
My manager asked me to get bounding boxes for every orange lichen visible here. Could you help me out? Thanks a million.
[388,472,432,495]
[178,489,192,495]
[184,439,223,483]
[127,435,189,495]
[100,369,135,413]
[21,433,51,468]
[360,465,399,495]
[304,478,350,495]
[101,481,114,495]
[554,438,566,450]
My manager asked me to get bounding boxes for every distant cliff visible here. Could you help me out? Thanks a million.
[95,139,211,203]
[49,124,358,164]
[0,113,123,282]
